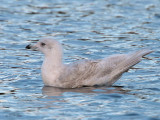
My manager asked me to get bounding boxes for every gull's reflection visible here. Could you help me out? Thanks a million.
[42,85,129,96]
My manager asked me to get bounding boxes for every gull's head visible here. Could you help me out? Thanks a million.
[26,38,61,56]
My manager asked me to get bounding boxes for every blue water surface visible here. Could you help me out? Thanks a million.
[0,0,160,120]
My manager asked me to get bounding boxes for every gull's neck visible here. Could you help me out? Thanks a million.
[41,43,64,87]
[44,43,63,67]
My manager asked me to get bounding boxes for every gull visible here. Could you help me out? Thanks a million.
[26,38,153,88]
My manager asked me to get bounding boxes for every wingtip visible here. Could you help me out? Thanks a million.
[141,49,153,57]
[145,49,154,54]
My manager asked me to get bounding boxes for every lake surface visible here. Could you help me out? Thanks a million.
[0,0,160,120]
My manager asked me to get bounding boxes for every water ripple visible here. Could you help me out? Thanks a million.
[0,0,159,119]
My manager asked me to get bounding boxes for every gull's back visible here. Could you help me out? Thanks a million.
[58,49,152,88]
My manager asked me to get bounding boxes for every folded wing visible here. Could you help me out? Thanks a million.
[59,49,152,88]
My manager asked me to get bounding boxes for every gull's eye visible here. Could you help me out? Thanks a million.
[41,42,46,46]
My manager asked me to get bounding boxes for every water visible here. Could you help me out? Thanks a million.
[0,0,160,120]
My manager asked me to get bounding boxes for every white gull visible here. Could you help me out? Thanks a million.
[26,38,153,88]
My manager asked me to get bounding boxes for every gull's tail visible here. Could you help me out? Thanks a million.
[107,49,153,86]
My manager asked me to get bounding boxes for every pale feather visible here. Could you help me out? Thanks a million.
[27,38,153,88]
[58,49,153,88]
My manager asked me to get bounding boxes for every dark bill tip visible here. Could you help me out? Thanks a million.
[26,44,31,49]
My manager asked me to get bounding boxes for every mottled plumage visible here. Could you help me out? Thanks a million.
[26,38,153,88]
